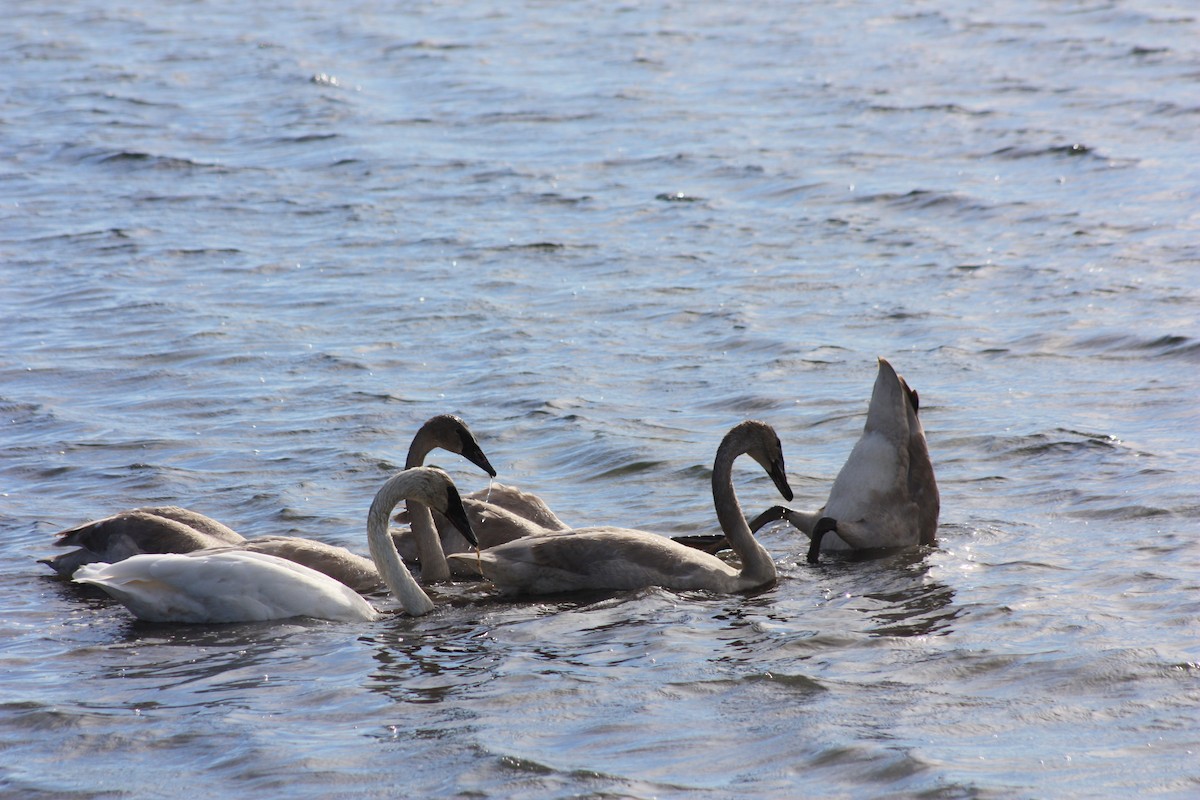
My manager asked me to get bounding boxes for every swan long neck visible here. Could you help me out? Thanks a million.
[367,474,436,616]
[404,430,435,470]
[402,423,451,583]
[711,436,776,585]
[407,500,449,583]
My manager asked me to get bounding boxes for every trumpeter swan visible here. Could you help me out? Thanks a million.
[447,420,793,595]
[44,414,496,590]
[73,467,477,623]
[799,357,939,562]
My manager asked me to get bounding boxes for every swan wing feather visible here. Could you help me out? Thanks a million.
[74,551,378,623]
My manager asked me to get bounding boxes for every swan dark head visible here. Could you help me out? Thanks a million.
[727,420,794,503]
[408,414,498,477]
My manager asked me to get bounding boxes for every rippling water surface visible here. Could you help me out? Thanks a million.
[3,1,1199,797]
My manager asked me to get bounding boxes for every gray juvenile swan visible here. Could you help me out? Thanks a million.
[394,414,496,583]
[447,420,793,595]
[74,467,478,623]
[396,483,571,577]
[394,479,570,572]
[798,357,939,562]
[45,414,496,590]
[42,506,245,578]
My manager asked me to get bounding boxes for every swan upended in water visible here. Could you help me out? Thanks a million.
[788,357,939,562]
[73,467,478,623]
[447,420,794,595]
[44,414,496,590]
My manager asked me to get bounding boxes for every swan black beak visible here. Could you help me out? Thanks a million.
[442,485,480,548]
[807,517,837,564]
[459,434,498,478]
[767,460,794,503]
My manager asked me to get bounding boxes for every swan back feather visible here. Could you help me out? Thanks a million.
[450,420,792,595]
[73,550,379,623]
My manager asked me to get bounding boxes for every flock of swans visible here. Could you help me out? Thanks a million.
[43,358,939,625]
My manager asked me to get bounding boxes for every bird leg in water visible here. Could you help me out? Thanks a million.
[807,517,838,564]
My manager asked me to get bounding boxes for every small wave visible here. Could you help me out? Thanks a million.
[867,102,992,117]
[474,110,598,125]
[854,189,995,217]
[594,460,665,480]
[88,150,226,172]
[489,241,568,253]
[990,143,1098,160]
[655,192,704,203]
[1008,430,1120,458]
[1065,504,1173,521]
[274,132,339,145]
[1071,332,1200,362]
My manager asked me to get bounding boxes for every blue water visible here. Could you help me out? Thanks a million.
[3,1,1199,797]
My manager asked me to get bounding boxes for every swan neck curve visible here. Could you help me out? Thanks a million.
[367,473,436,615]
[407,500,449,583]
[711,434,776,586]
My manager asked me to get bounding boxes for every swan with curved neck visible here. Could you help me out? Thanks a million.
[448,420,793,595]
[44,414,496,590]
[396,486,571,578]
[393,479,569,571]
[72,467,478,623]
[399,414,495,583]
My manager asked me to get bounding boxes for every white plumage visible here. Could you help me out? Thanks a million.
[72,466,478,624]
[73,550,378,623]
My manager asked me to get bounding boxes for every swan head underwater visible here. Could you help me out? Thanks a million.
[805,357,939,562]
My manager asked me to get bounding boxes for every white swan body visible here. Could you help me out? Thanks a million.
[449,420,793,595]
[73,550,379,623]
[72,467,478,623]
[805,357,939,560]
[44,414,496,590]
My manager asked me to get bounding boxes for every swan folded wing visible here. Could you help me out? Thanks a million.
[44,507,246,577]
[73,551,378,624]
[463,483,569,531]
[238,536,382,592]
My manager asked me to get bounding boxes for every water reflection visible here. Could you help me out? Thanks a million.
[361,614,498,705]
[808,549,960,638]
